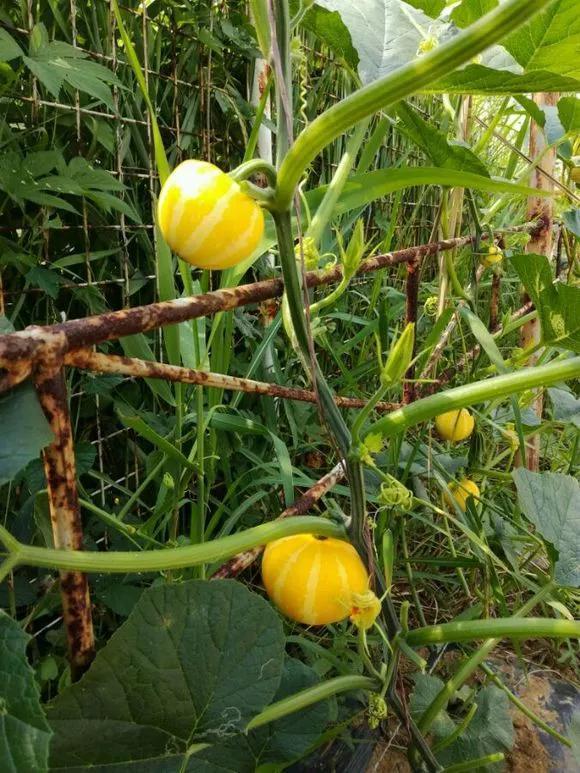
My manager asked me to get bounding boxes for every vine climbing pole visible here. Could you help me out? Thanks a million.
[518,93,556,471]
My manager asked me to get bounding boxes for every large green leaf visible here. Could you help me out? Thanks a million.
[21,24,121,110]
[0,382,54,486]
[510,254,580,353]
[513,469,580,587]
[303,5,359,69]
[315,0,521,88]
[411,676,513,768]
[0,611,53,773]
[310,167,546,216]
[318,0,580,93]
[503,0,580,82]
[48,580,285,769]
[192,657,332,770]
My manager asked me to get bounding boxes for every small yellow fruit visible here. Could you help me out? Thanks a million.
[262,534,370,626]
[157,160,265,270]
[444,478,480,512]
[435,409,475,443]
[482,245,503,268]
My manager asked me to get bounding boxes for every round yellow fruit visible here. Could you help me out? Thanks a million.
[445,478,480,512]
[157,160,264,270]
[482,245,503,268]
[435,409,475,443]
[262,534,370,626]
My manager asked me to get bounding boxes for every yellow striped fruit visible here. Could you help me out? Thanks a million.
[435,409,475,443]
[482,244,503,268]
[444,478,480,512]
[157,160,265,270]
[262,534,370,626]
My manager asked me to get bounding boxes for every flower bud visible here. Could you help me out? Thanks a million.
[381,323,415,388]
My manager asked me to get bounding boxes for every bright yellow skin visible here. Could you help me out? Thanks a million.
[262,534,370,626]
[157,160,265,270]
[445,478,480,512]
[435,409,475,443]
[482,245,503,268]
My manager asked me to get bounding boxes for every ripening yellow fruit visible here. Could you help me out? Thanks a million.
[157,160,265,270]
[262,534,370,626]
[435,409,475,443]
[444,478,480,512]
[482,245,503,268]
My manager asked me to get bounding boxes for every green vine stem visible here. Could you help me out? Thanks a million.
[246,674,378,731]
[274,0,552,210]
[480,663,572,749]
[230,158,278,187]
[414,581,555,739]
[0,517,344,578]
[405,618,580,647]
[369,357,580,439]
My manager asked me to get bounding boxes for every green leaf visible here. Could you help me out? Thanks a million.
[303,5,359,69]
[119,334,175,405]
[404,0,445,18]
[0,29,23,61]
[0,611,53,773]
[513,469,580,587]
[503,0,580,82]
[558,96,580,136]
[510,253,580,353]
[410,674,456,739]
[396,101,489,176]
[451,0,498,28]
[308,168,546,217]
[316,0,523,90]
[48,580,285,768]
[562,209,580,238]
[548,388,580,428]
[25,266,61,299]
[0,382,54,486]
[23,24,121,109]
[192,658,331,770]
[432,64,580,95]
[437,687,513,769]
[115,403,195,470]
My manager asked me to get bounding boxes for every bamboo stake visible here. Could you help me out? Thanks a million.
[517,93,557,471]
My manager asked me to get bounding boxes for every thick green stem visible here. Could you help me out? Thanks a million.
[405,618,580,647]
[246,675,378,731]
[370,357,580,438]
[275,0,552,210]
[415,582,555,736]
[4,517,344,575]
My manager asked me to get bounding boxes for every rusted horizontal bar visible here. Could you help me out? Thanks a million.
[0,224,540,380]
[64,350,400,413]
[212,461,346,579]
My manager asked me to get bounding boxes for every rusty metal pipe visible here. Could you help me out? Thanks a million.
[32,354,94,678]
[0,228,539,376]
[64,349,400,413]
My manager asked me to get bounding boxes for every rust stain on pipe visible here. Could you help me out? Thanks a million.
[32,336,94,678]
